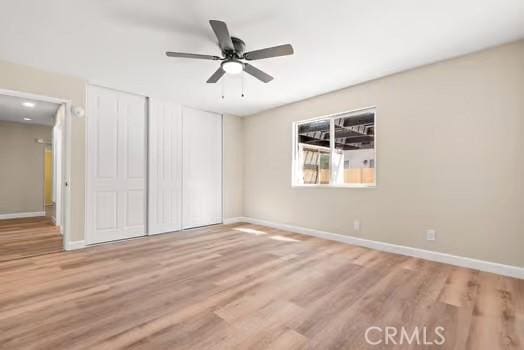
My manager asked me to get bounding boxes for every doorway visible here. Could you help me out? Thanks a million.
[0,89,71,260]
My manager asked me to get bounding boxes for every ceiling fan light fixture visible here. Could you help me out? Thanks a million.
[222,60,243,74]
[165,20,293,83]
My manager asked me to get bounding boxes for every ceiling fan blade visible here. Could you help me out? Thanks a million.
[166,51,221,60]
[243,44,294,60]
[206,67,226,83]
[244,63,273,83]
[209,20,234,52]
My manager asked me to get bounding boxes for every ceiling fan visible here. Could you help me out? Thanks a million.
[166,20,294,83]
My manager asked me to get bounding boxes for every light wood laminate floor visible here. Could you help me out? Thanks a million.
[0,217,62,262]
[0,223,522,349]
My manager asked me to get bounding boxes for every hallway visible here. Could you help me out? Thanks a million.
[0,217,62,262]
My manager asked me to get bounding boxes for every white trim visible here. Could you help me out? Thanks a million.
[84,86,91,244]
[291,183,376,189]
[0,88,70,105]
[65,240,85,251]
[329,117,335,184]
[239,217,524,280]
[223,217,245,225]
[0,211,45,220]
[221,114,224,228]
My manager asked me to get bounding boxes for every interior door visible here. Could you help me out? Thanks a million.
[148,99,182,234]
[86,86,146,244]
[182,107,222,229]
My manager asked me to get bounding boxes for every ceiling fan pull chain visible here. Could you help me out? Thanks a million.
[241,71,245,98]
[221,78,225,99]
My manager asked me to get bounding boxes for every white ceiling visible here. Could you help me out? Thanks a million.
[0,94,58,126]
[0,0,522,117]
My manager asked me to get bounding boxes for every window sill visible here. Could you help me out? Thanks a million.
[291,183,376,189]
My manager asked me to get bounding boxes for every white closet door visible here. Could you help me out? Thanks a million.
[148,99,182,235]
[86,86,147,244]
[182,107,222,229]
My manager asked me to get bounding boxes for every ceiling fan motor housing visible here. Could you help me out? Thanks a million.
[225,37,246,58]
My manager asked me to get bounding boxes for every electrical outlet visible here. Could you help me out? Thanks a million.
[353,220,360,232]
[426,229,436,241]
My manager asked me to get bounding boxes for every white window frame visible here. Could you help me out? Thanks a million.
[291,106,377,188]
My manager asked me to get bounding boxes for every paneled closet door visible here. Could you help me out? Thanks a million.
[86,86,147,244]
[182,107,222,229]
[148,99,182,234]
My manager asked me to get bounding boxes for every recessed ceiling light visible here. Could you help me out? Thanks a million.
[22,101,36,108]
[23,117,32,121]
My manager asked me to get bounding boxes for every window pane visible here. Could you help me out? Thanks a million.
[332,111,375,185]
[296,119,331,184]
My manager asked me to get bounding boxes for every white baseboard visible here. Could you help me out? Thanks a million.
[223,217,245,225]
[65,240,85,251]
[237,217,523,280]
[0,211,45,220]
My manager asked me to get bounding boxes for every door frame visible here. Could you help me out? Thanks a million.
[0,88,73,250]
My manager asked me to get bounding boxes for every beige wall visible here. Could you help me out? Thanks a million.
[243,40,524,267]
[0,122,52,214]
[0,59,86,240]
[223,115,244,219]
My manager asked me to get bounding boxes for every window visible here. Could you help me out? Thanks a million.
[293,107,376,187]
